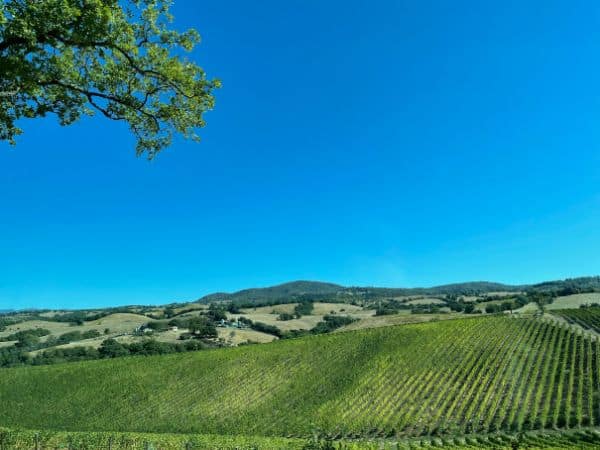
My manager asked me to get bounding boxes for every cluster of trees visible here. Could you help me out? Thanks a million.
[43,311,110,325]
[0,306,155,328]
[237,317,282,338]
[55,329,102,343]
[238,313,356,339]
[372,296,482,316]
[2,328,104,349]
[445,295,469,312]
[1,328,50,343]
[531,276,600,295]
[31,346,102,365]
[485,301,518,314]
[98,338,207,359]
[444,295,490,313]
[374,299,411,316]
[225,303,242,314]
[525,291,556,310]
[294,300,314,316]
[447,294,530,315]
[0,305,231,369]
[410,305,448,314]
[0,327,110,368]
[371,293,539,316]
[186,317,218,338]
[146,304,230,339]
[162,303,238,321]
[211,295,347,311]
[277,312,295,321]
[206,305,228,322]
[32,338,208,366]
[463,303,477,313]
[1,337,212,368]
[277,300,315,321]
[0,346,29,367]
[311,315,356,333]
[364,291,556,317]
[0,316,20,332]
[145,316,218,339]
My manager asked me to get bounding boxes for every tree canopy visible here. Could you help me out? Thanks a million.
[0,0,219,158]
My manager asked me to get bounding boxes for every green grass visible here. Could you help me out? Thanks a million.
[0,316,598,441]
[547,293,600,310]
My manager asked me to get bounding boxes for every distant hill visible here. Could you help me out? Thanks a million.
[528,276,600,293]
[194,279,526,305]
[194,276,600,306]
[198,280,343,304]
[340,281,524,298]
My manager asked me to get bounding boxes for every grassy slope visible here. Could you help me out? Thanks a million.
[547,293,600,310]
[229,302,376,332]
[0,313,149,340]
[0,316,598,441]
[336,312,461,332]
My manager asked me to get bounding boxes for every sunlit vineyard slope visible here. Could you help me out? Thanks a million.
[0,316,597,440]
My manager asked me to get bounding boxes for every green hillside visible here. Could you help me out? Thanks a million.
[1,315,598,442]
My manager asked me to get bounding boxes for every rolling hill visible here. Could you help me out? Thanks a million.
[194,279,524,305]
[197,280,344,304]
[1,315,598,442]
[193,276,600,306]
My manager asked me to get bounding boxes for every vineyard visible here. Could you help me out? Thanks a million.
[552,307,600,334]
[0,316,599,444]
[2,427,600,449]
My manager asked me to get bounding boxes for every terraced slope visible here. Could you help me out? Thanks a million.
[0,316,597,440]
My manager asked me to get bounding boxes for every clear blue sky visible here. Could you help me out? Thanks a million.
[2,0,600,309]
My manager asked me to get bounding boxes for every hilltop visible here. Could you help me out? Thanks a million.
[193,276,600,305]
[197,280,344,303]
[194,279,518,305]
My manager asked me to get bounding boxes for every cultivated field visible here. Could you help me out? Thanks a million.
[552,307,600,334]
[0,315,596,442]
[2,427,600,449]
